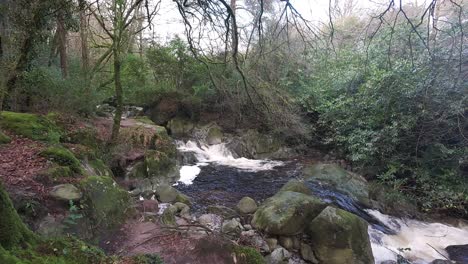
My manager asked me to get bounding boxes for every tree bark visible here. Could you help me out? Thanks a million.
[57,12,68,78]
[110,46,123,144]
[79,0,89,74]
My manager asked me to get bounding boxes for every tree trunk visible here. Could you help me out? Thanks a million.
[230,0,237,51]
[0,181,37,249]
[79,0,89,74]
[57,12,68,78]
[110,47,123,144]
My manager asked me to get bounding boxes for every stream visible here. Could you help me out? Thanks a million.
[173,140,468,264]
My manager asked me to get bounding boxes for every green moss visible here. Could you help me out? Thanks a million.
[144,150,177,178]
[80,176,131,231]
[0,112,61,142]
[232,246,266,264]
[0,182,37,249]
[0,130,11,144]
[174,193,192,206]
[40,146,82,173]
[63,128,100,150]
[38,166,73,182]
[135,116,157,125]
[279,179,312,195]
[88,159,113,177]
[160,206,177,227]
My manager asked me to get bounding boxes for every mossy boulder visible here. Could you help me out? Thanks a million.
[306,206,374,264]
[39,146,82,174]
[86,159,113,177]
[0,130,11,144]
[237,197,258,214]
[167,117,195,137]
[80,176,131,231]
[232,245,266,264]
[0,111,61,142]
[304,163,370,206]
[160,205,177,226]
[206,125,223,145]
[279,179,312,195]
[36,166,73,183]
[251,191,326,236]
[0,182,37,249]
[145,150,178,180]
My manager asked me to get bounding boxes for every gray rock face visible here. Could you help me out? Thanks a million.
[50,184,82,201]
[445,244,468,263]
[300,243,319,264]
[155,184,179,203]
[252,191,326,236]
[279,236,294,250]
[306,206,374,264]
[240,230,270,252]
[429,260,452,264]
[198,214,223,231]
[237,196,258,214]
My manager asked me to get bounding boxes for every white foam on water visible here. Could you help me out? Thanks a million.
[176,140,284,185]
[367,209,468,264]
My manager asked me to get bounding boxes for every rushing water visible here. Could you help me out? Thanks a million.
[174,140,468,264]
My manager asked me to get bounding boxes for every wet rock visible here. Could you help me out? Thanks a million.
[222,218,243,236]
[265,247,291,264]
[380,261,397,264]
[206,205,238,219]
[198,214,223,231]
[279,236,294,250]
[306,206,374,264]
[244,224,253,230]
[237,196,258,214]
[174,193,192,206]
[50,184,82,201]
[300,243,319,264]
[252,191,326,236]
[279,180,312,195]
[288,255,308,264]
[446,244,468,263]
[303,163,370,206]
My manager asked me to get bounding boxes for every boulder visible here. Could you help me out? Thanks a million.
[155,184,179,203]
[304,163,370,206]
[279,180,312,195]
[279,236,294,250]
[206,205,238,219]
[252,191,326,236]
[0,111,62,142]
[144,150,179,184]
[265,247,291,264]
[173,202,190,218]
[240,230,270,252]
[306,206,374,264]
[50,184,82,201]
[161,205,177,226]
[167,117,195,137]
[36,215,65,238]
[205,125,223,145]
[265,238,278,251]
[80,176,131,230]
[222,218,243,236]
[430,260,452,264]
[237,197,258,214]
[198,214,223,231]
[445,244,468,263]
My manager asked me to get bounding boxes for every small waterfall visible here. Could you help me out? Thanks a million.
[176,140,284,185]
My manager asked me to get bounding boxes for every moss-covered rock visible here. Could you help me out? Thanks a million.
[0,182,37,249]
[206,125,223,145]
[252,191,326,236]
[50,184,82,202]
[160,205,177,226]
[0,112,61,142]
[304,163,370,206]
[80,176,131,231]
[0,130,11,144]
[40,146,82,173]
[279,180,312,195]
[306,206,374,264]
[174,193,192,206]
[87,159,113,177]
[236,197,258,214]
[167,117,195,137]
[36,166,73,183]
[63,127,100,149]
[232,245,266,264]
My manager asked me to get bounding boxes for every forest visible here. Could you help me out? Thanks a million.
[0,0,467,264]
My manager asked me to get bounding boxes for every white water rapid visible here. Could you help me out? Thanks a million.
[368,209,468,264]
[176,140,284,185]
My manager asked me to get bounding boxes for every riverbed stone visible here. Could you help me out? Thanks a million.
[306,206,374,264]
[303,163,371,206]
[252,191,326,235]
[430,260,452,264]
[198,214,223,231]
[266,238,278,251]
[241,230,270,252]
[206,125,223,145]
[279,236,294,250]
[173,202,190,218]
[206,205,238,219]
[222,218,243,236]
[445,244,468,263]
[50,184,82,201]
[237,196,258,214]
[279,180,312,195]
[155,184,178,203]
[167,117,195,137]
